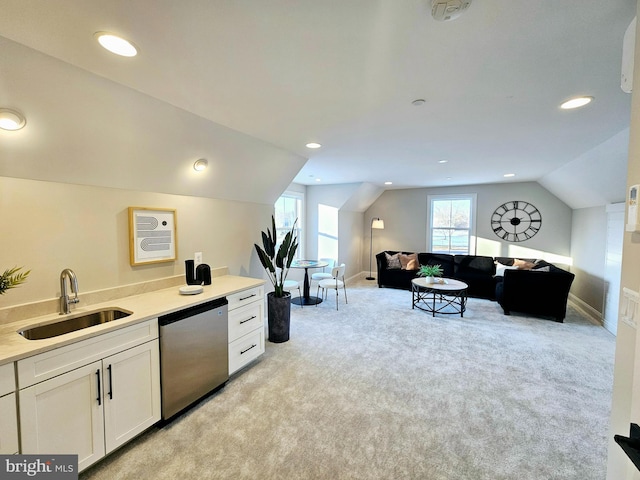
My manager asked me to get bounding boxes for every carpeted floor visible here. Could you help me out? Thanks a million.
[80,278,616,480]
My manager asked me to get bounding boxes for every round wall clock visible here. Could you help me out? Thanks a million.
[491,201,541,242]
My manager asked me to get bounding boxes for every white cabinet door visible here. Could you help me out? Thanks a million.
[0,393,19,454]
[103,340,160,453]
[20,361,105,472]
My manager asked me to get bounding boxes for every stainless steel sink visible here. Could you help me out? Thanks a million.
[18,308,133,340]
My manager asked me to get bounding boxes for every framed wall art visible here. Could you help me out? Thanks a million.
[128,207,177,266]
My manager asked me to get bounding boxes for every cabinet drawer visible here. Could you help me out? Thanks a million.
[227,286,264,311]
[229,329,264,375]
[228,302,264,343]
[0,363,15,397]
[18,319,158,389]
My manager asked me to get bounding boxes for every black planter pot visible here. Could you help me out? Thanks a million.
[267,291,291,343]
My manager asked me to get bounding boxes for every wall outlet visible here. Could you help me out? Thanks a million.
[194,252,203,267]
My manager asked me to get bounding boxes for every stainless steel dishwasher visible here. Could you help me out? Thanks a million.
[158,297,228,420]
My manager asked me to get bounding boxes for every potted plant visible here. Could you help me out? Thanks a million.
[0,266,30,295]
[254,216,298,343]
[417,264,443,284]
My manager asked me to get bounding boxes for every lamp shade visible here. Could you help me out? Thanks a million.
[372,218,384,229]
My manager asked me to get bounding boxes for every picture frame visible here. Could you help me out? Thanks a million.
[128,207,177,266]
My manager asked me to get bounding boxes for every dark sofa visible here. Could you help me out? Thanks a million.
[494,259,574,322]
[375,251,575,322]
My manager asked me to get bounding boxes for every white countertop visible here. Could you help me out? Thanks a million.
[0,275,265,365]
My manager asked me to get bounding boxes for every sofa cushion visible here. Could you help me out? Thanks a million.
[385,252,401,269]
[399,253,418,270]
[494,257,537,267]
[495,263,518,276]
[513,258,536,270]
[417,253,455,278]
[454,255,497,299]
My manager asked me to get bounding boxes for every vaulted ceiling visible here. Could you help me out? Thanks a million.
[0,0,636,208]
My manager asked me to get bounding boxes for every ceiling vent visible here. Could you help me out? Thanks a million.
[431,0,472,22]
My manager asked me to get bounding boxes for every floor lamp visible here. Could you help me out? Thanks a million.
[366,217,385,280]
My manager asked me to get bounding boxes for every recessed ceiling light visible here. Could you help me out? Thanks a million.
[95,32,138,57]
[193,158,208,171]
[384,181,393,185]
[412,99,426,106]
[560,96,593,110]
[315,178,321,182]
[438,160,448,164]
[503,173,516,178]
[0,108,26,131]
[306,142,322,149]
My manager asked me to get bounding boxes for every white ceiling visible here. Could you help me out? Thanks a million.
[0,0,636,205]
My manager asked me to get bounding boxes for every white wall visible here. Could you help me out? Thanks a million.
[305,183,368,279]
[363,182,573,268]
[608,1,640,477]
[571,207,607,315]
[0,176,271,309]
[339,209,365,277]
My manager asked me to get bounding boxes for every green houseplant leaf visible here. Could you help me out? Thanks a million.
[417,264,443,278]
[0,266,31,295]
[254,216,298,297]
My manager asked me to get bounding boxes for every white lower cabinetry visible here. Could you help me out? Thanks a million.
[18,319,160,472]
[228,286,265,375]
[0,362,18,454]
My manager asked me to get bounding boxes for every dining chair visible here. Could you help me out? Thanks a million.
[283,279,303,308]
[316,263,347,310]
[311,258,336,283]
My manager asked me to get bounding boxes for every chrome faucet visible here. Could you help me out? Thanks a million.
[59,268,80,314]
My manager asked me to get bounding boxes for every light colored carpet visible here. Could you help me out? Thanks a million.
[80,279,615,480]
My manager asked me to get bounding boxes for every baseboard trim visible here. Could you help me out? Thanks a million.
[356,271,379,283]
[568,293,604,327]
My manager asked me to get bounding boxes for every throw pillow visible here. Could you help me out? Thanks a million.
[494,263,518,277]
[385,252,401,269]
[513,258,536,270]
[399,253,418,270]
[532,266,550,272]
[406,258,419,270]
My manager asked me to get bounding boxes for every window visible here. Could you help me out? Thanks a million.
[427,194,476,254]
[318,204,338,261]
[274,191,304,259]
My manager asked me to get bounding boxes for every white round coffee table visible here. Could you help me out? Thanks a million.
[411,277,468,317]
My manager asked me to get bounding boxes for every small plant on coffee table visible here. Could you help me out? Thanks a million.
[417,264,443,283]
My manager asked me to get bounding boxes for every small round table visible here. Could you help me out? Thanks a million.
[411,277,468,317]
[290,260,329,306]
